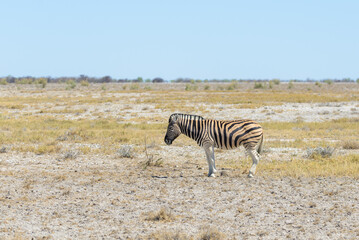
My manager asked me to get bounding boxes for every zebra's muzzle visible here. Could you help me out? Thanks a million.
[164,137,172,145]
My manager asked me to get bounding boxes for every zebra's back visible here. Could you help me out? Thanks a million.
[205,119,263,150]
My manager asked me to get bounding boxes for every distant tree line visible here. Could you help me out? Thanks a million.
[0,75,358,84]
[0,75,165,84]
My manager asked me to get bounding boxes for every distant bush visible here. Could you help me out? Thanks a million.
[0,78,7,85]
[254,82,265,89]
[227,81,238,90]
[130,83,139,90]
[35,78,47,88]
[80,80,89,87]
[185,84,198,91]
[16,78,33,84]
[324,79,333,85]
[288,80,294,89]
[315,82,322,87]
[270,79,280,85]
[66,79,76,89]
[152,77,164,83]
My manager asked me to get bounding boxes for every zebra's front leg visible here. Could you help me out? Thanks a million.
[211,146,217,173]
[204,144,217,177]
[247,148,260,178]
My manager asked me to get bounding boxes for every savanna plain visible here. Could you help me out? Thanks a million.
[0,81,358,239]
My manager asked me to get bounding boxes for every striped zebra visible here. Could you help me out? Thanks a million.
[164,113,263,178]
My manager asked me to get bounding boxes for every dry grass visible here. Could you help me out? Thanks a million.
[259,154,359,178]
[145,207,176,222]
[146,230,190,240]
[342,140,359,150]
[198,228,227,240]
[220,154,359,178]
[0,82,358,178]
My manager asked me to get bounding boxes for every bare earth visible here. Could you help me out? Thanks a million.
[1,152,358,239]
[0,83,359,239]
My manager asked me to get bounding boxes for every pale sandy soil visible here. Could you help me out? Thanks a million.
[1,152,358,239]
[0,83,358,239]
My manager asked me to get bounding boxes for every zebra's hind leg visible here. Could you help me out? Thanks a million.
[203,144,217,177]
[247,148,260,178]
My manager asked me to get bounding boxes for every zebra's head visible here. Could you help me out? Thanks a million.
[164,113,182,145]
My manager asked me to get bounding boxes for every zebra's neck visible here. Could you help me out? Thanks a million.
[177,114,204,141]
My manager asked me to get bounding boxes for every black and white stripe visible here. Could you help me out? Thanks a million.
[164,113,263,177]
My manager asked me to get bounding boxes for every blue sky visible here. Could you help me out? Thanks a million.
[1,0,358,80]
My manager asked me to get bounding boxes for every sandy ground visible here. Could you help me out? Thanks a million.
[1,83,359,239]
[1,152,358,239]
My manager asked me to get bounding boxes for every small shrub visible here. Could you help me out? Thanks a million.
[342,140,359,150]
[143,155,163,169]
[198,228,226,240]
[143,140,163,168]
[204,85,210,90]
[0,146,8,153]
[117,145,134,158]
[145,207,175,222]
[63,150,79,160]
[305,146,335,159]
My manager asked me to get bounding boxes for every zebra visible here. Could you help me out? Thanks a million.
[164,113,263,178]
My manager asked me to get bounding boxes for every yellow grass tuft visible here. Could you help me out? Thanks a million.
[145,207,176,222]
[259,154,359,178]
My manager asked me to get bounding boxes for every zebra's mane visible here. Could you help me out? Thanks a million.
[171,113,205,122]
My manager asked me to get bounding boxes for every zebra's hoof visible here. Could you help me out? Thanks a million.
[208,173,216,177]
[248,173,254,178]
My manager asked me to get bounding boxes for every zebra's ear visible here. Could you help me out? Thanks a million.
[171,114,179,123]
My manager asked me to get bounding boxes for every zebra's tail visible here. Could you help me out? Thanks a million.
[256,134,264,154]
